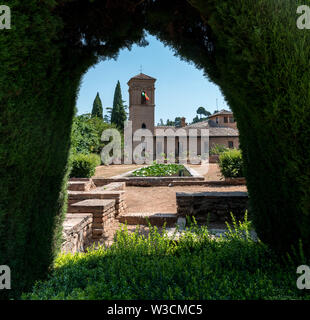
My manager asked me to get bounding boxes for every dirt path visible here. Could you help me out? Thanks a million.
[94,164,144,178]
[188,163,222,181]
[125,185,247,214]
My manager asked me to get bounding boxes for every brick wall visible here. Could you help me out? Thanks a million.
[62,214,92,253]
[176,191,248,223]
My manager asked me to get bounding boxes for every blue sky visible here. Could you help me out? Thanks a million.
[76,33,229,124]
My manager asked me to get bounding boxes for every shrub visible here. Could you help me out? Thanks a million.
[69,153,101,178]
[71,114,118,155]
[22,216,310,300]
[219,149,244,178]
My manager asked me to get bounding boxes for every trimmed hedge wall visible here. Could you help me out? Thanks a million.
[0,0,146,298]
[1,0,310,297]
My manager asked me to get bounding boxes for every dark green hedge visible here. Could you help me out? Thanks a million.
[0,0,146,298]
[146,0,310,255]
[1,0,310,298]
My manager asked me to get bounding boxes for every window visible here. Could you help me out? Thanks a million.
[224,117,228,123]
[228,141,234,148]
[141,123,146,129]
[229,117,234,123]
[216,117,219,124]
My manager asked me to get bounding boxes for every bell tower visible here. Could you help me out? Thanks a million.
[128,73,156,135]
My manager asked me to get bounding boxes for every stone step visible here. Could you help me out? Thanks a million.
[92,180,126,190]
[63,213,93,234]
[68,199,115,214]
[62,213,93,253]
[67,189,126,214]
[68,189,125,202]
[68,179,96,191]
[117,212,178,227]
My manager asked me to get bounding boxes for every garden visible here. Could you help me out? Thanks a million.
[2,0,310,302]
[131,163,191,177]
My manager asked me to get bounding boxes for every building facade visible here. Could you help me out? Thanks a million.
[128,73,239,160]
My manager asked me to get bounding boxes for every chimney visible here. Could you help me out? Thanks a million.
[181,117,186,127]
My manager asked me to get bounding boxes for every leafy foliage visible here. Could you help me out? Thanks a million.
[69,153,101,178]
[210,144,229,155]
[196,106,210,118]
[71,114,116,155]
[219,149,244,178]
[131,163,189,177]
[22,215,310,300]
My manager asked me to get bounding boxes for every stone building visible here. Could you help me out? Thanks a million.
[127,73,239,160]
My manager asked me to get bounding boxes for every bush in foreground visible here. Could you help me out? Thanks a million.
[69,153,101,178]
[22,217,309,300]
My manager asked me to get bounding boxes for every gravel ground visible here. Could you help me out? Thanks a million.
[125,185,247,214]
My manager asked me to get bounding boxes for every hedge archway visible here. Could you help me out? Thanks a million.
[1,0,310,297]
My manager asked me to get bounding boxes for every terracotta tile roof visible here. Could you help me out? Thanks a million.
[154,122,239,137]
[129,73,157,81]
[209,109,233,117]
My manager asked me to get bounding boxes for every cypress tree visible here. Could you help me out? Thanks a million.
[91,92,103,119]
[111,81,127,130]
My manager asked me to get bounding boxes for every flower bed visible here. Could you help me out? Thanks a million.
[131,163,191,177]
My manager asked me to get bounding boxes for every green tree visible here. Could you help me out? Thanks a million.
[192,115,201,124]
[174,117,182,127]
[111,81,127,130]
[196,106,210,118]
[91,92,103,119]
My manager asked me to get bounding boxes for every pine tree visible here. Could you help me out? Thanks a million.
[91,92,103,119]
[111,81,127,130]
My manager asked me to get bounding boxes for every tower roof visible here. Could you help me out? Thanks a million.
[209,109,233,118]
[128,73,156,81]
